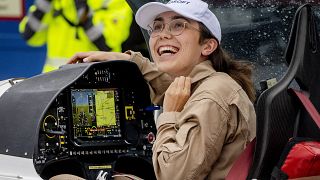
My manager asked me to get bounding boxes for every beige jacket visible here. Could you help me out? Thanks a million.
[127,51,256,180]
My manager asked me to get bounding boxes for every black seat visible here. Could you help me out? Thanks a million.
[247,4,320,179]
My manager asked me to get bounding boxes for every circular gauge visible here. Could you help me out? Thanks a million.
[43,114,58,138]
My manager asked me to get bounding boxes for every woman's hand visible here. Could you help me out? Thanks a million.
[68,51,131,64]
[163,76,191,112]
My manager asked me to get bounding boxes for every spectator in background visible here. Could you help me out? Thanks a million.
[19,0,147,72]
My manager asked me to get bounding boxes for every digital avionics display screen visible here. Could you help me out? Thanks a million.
[71,89,121,139]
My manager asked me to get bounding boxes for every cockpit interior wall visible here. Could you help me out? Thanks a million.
[0,63,89,158]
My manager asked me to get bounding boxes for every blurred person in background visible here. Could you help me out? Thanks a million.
[19,0,146,72]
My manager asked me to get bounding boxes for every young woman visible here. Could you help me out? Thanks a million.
[69,0,256,179]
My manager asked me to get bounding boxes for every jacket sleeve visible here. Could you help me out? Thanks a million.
[152,97,229,180]
[19,0,53,46]
[89,0,133,52]
[125,51,173,105]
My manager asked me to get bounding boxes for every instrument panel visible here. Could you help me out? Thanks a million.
[31,62,157,179]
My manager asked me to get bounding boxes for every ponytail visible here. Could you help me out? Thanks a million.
[211,47,256,102]
[199,23,256,102]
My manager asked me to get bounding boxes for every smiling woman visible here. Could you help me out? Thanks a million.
[68,0,256,179]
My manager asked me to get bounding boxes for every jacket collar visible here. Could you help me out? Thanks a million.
[188,60,216,84]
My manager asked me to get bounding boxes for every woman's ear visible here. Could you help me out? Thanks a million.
[201,38,218,56]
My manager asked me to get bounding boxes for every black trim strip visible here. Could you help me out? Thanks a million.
[93,36,111,51]
[21,24,35,40]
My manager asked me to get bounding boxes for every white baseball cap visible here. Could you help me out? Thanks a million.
[135,0,221,43]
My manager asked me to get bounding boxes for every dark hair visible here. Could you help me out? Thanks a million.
[198,23,256,102]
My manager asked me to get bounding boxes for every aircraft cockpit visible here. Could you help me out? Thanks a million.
[0,61,157,179]
[1,0,320,179]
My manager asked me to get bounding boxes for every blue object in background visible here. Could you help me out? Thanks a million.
[0,0,46,81]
